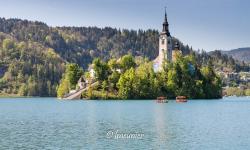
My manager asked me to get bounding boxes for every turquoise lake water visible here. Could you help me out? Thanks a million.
[0,97,250,150]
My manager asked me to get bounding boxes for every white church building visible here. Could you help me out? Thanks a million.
[153,9,181,72]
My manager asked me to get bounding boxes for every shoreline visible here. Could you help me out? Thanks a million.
[0,94,56,99]
[1,96,249,100]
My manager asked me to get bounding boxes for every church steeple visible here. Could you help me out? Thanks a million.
[172,41,182,62]
[174,41,180,50]
[153,7,173,72]
[162,7,170,36]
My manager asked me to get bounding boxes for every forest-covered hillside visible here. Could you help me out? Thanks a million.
[222,48,250,63]
[0,18,248,97]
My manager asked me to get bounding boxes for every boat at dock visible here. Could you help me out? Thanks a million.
[176,96,188,103]
[156,97,168,103]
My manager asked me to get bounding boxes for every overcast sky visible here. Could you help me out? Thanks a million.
[0,0,249,51]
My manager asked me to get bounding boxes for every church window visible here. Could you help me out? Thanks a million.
[161,39,165,45]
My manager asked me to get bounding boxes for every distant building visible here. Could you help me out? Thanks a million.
[77,76,85,89]
[172,41,182,62]
[225,72,240,82]
[218,71,250,87]
[240,72,250,82]
[88,64,95,79]
[220,72,240,86]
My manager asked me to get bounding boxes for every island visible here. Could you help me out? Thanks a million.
[57,11,223,100]
[57,53,222,100]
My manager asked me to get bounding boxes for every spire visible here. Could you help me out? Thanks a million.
[174,41,180,50]
[162,7,170,36]
[164,7,167,22]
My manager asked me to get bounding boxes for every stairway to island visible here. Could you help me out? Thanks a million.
[62,82,98,100]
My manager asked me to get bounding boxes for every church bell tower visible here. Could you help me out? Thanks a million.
[154,8,173,72]
[159,7,172,62]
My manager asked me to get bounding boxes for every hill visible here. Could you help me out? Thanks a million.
[205,50,249,72]
[222,48,250,63]
[0,17,192,96]
[0,17,247,97]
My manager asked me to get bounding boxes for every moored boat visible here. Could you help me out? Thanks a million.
[176,96,188,103]
[156,97,168,103]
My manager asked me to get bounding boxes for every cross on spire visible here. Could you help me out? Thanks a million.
[165,6,167,19]
[162,7,170,36]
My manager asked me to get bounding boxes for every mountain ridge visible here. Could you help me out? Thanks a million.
[221,47,250,63]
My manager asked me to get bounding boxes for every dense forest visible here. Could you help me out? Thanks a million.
[0,18,248,97]
[222,48,250,63]
[197,50,249,72]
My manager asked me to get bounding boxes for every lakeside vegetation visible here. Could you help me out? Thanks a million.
[57,54,222,99]
[0,93,21,98]
[224,87,250,97]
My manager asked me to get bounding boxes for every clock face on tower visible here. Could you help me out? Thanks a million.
[160,36,166,45]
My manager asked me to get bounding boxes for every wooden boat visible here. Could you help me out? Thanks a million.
[156,97,168,103]
[176,96,188,103]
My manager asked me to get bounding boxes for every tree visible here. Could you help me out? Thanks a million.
[108,71,120,90]
[108,58,119,71]
[56,75,70,98]
[27,76,37,96]
[18,83,27,96]
[57,63,83,98]
[120,54,136,72]
[167,67,178,98]
[245,89,250,96]
[101,80,108,99]
[117,68,136,99]
[2,39,15,50]
[66,63,83,89]
[201,60,222,99]
[93,58,110,81]
[133,62,156,99]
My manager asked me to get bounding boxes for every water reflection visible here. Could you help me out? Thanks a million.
[154,103,167,146]
[85,101,97,149]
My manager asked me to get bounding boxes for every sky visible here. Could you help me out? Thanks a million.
[0,0,249,51]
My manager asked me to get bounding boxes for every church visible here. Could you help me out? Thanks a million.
[153,9,182,72]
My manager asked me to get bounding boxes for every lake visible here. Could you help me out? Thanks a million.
[0,97,250,150]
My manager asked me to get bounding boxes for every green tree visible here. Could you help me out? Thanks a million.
[245,89,250,96]
[101,80,108,99]
[57,63,83,98]
[117,68,136,99]
[201,60,222,99]
[57,75,70,98]
[108,58,119,71]
[27,76,37,96]
[93,58,110,81]
[133,62,156,99]
[66,63,83,89]
[120,54,136,72]
[2,39,15,50]
[18,84,27,96]
[108,71,120,90]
